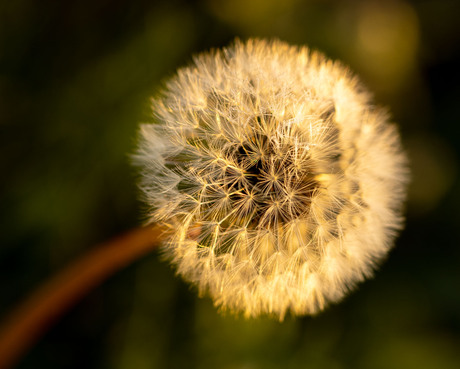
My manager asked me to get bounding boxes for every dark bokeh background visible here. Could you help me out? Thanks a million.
[1,0,460,368]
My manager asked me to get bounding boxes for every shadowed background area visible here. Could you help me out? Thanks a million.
[1,0,459,368]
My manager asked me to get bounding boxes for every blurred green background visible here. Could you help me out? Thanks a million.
[1,0,460,368]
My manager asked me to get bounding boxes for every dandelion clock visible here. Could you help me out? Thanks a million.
[134,39,409,319]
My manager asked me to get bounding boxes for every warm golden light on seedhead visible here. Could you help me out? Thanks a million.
[134,39,409,320]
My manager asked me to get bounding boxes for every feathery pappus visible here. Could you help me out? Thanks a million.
[134,39,409,320]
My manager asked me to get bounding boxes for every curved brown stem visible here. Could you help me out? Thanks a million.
[0,225,167,369]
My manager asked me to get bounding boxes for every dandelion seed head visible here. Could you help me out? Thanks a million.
[134,39,409,319]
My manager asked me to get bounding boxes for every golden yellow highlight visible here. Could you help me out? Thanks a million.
[134,39,409,319]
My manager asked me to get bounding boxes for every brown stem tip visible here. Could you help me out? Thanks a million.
[0,225,166,369]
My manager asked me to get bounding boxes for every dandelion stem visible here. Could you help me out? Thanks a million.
[0,225,166,369]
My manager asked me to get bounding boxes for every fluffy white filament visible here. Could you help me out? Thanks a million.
[134,39,409,320]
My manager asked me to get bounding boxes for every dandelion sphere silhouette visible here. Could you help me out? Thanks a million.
[135,39,409,319]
